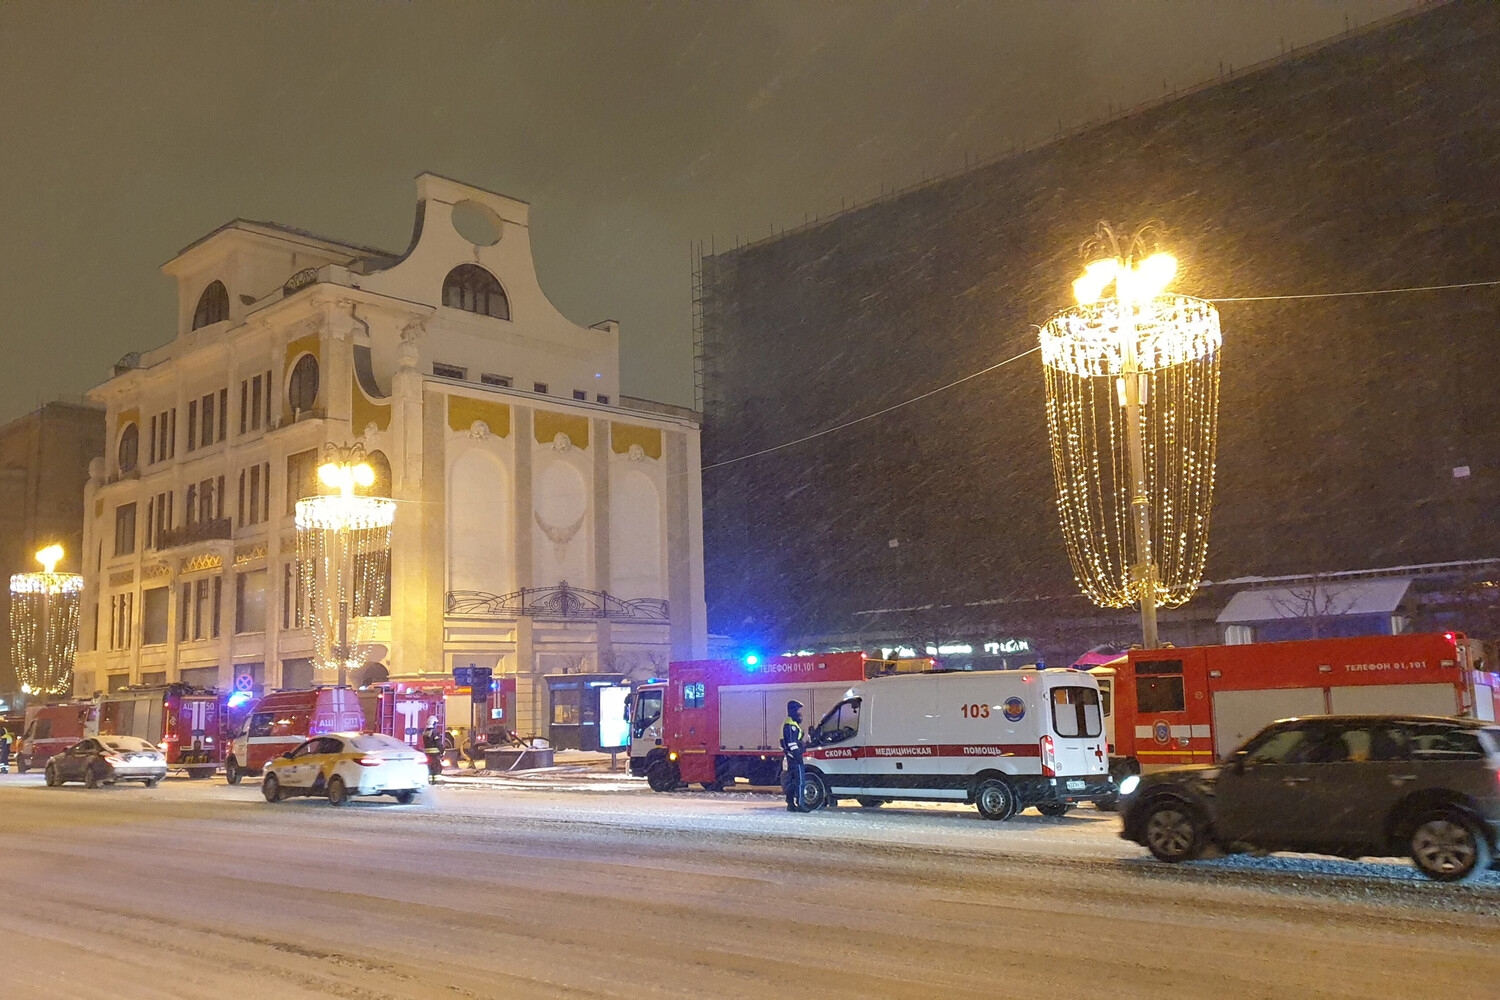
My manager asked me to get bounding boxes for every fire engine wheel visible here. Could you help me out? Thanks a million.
[1037,802,1071,818]
[326,776,349,807]
[800,771,831,811]
[224,758,242,785]
[974,778,1016,821]
[262,774,282,802]
[645,760,680,792]
[1409,811,1491,883]
[1142,799,1206,863]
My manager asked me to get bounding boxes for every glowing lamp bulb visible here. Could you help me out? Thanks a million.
[35,544,63,574]
[352,463,375,488]
[1133,252,1177,299]
[1072,258,1119,306]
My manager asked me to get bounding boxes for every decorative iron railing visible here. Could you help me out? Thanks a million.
[157,518,233,550]
[446,582,670,622]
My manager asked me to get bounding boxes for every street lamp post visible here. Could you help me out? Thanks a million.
[10,544,82,697]
[295,443,395,687]
[1040,224,1224,650]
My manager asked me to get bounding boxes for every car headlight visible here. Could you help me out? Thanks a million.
[1118,774,1140,796]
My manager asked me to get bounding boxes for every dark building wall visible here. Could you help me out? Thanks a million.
[0,402,106,691]
[701,1,1500,651]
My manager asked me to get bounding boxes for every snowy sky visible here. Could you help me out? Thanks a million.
[0,0,1415,420]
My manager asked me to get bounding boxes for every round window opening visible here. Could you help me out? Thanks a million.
[451,200,503,247]
[288,354,320,415]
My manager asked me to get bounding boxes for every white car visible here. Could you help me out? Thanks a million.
[261,732,428,806]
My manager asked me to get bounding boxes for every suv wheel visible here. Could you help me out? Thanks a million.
[1142,799,1206,862]
[1409,811,1492,883]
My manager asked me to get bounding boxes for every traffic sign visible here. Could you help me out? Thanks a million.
[453,664,493,691]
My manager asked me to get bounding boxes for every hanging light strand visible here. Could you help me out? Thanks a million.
[1041,274,1222,611]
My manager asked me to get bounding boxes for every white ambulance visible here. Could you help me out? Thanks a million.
[802,667,1114,819]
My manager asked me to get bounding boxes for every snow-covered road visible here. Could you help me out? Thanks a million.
[0,774,1495,998]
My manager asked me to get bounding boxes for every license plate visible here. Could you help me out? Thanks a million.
[1066,780,1086,791]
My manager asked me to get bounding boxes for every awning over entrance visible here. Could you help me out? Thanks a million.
[1217,578,1413,624]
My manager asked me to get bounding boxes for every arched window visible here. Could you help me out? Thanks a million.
[442,265,509,320]
[192,281,230,329]
[117,423,139,473]
[287,354,319,415]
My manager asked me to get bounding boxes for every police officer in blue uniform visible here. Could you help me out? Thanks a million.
[781,699,806,812]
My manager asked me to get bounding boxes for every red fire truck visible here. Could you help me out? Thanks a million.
[89,684,225,778]
[15,702,92,774]
[1091,632,1498,776]
[357,683,447,749]
[630,653,875,792]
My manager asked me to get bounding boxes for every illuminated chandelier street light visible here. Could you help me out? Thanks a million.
[10,544,83,696]
[295,443,395,686]
[1039,223,1223,649]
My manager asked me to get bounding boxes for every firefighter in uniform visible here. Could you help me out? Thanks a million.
[0,727,12,774]
[420,718,444,783]
[781,700,806,812]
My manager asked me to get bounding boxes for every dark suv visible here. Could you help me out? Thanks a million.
[1120,715,1500,883]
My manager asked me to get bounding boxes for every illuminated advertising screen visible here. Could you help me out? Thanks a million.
[598,685,630,750]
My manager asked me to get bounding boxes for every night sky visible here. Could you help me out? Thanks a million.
[0,0,1413,422]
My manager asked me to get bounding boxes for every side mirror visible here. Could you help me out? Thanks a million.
[281,751,296,760]
[1230,754,1247,776]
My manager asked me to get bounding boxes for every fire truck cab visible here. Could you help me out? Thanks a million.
[224,687,365,784]
[16,702,91,774]
[1092,632,1498,776]
[803,667,1114,817]
[625,680,666,777]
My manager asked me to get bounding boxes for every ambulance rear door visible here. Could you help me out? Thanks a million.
[1040,673,1107,777]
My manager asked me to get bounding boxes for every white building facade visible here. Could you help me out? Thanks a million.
[75,174,707,736]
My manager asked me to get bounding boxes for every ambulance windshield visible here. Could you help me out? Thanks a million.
[815,698,861,744]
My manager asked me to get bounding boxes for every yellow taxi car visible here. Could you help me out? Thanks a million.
[261,732,428,806]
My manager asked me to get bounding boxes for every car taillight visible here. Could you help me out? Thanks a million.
[1039,735,1056,777]
[355,756,381,767]
[106,755,128,765]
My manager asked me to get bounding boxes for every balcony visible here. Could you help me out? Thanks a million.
[156,518,233,550]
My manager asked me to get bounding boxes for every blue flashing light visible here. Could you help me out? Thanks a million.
[227,690,255,709]
[743,653,761,668]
